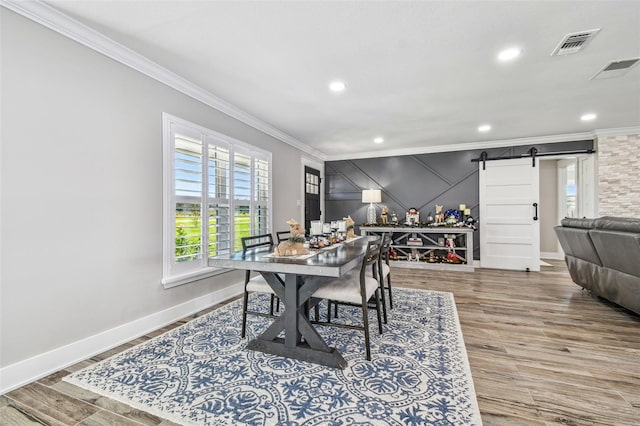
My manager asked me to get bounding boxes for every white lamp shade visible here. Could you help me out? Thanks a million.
[362,189,382,203]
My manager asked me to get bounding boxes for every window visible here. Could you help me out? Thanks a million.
[162,114,272,287]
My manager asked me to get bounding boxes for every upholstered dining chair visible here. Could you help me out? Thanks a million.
[366,232,393,323]
[240,234,282,338]
[312,239,384,361]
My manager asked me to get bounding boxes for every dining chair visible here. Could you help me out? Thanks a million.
[330,233,393,324]
[273,230,294,311]
[366,232,393,323]
[276,230,291,243]
[240,234,282,338]
[312,239,384,361]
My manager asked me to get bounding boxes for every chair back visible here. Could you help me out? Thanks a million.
[379,232,392,265]
[380,232,392,265]
[275,231,291,243]
[360,239,381,283]
[241,234,274,252]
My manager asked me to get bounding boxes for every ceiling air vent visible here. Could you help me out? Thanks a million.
[591,58,640,80]
[551,29,600,56]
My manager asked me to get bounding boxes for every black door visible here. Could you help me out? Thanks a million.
[304,166,321,234]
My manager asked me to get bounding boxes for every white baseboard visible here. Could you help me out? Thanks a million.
[0,282,243,395]
[541,251,564,260]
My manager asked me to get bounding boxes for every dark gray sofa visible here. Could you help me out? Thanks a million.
[554,216,640,315]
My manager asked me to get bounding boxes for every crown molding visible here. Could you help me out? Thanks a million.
[1,0,326,161]
[594,126,640,138]
[325,131,601,161]
[325,128,640,161]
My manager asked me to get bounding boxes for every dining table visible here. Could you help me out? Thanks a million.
[208,235,376,369]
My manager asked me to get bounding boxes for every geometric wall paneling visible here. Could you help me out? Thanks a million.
[325,139,594,261]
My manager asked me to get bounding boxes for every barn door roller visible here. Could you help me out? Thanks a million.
[528,147,538,167]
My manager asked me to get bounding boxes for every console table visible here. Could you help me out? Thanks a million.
[360,226,475,271]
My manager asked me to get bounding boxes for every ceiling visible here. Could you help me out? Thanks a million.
[42,1,640,159]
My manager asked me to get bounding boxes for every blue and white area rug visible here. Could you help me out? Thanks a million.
[64,288,481,425]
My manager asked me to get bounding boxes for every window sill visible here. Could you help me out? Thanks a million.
[161,267,233,289]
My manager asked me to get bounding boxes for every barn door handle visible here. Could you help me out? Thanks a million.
[533,203,538,221]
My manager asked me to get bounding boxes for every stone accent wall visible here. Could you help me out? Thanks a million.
[597,133,640,216]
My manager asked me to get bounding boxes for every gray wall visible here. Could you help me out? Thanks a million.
[539,160,559,254]
[325,141,593,260]
[0,10,315,370]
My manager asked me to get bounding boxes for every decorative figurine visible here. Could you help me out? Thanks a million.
[445,234,459,262]
[391,212,399,225]
[274,219,310,256]
[405,207,420,226]
[445,215,458,226]
[426,212,434,224]
[343,215,357,239]
[390,247,398,260]
[380,205,389,224]
[434,204,444,224]
[408,249,420,261]
[444,208,461,223]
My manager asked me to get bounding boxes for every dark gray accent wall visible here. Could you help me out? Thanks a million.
[325,140,594,260]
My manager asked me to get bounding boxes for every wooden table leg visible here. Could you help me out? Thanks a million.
[246,272,347,369]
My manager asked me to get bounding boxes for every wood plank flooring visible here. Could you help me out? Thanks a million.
[2,260,639,425]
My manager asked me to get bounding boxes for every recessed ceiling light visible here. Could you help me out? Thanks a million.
[329,81,346,92]
[373,137,384,144]
[581,113,597,121]
[478,124,492,132]
[498,47,522,62]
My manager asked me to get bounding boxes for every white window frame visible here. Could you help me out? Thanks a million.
[162,113,272,288]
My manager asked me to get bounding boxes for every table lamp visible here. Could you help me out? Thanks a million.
[362,189,382,224]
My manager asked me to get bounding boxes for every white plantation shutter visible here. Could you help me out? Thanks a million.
[254,157,270,236]
[233,152,252,252]
[162,114,272,287]
[207,142,231,257]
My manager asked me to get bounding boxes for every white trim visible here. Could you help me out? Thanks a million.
[578,155,597,219]
[160,267,230,288]
[325,128,638,161]
[162,113,273,286]
[162,112,173,281]
[0,282,243,394]
[1,0,326,161]
[327,131,595,161]
[594,126,640,138]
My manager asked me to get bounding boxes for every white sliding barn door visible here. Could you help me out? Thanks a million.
[479,158,540,271]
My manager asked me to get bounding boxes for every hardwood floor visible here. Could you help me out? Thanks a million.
[2,260,639,425]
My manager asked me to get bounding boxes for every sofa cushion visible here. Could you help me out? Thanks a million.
[594,216,640,233]
[560,217,597,229]
[554,226,602,266]
[589,230,640,278]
